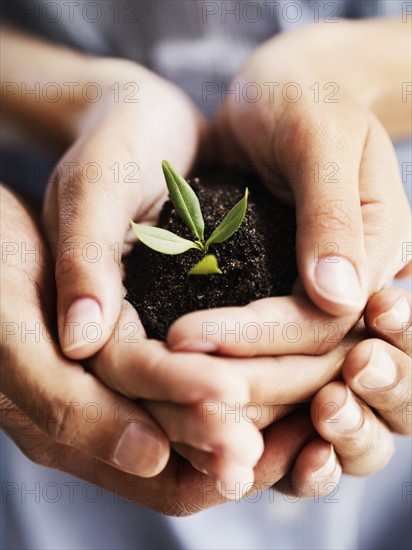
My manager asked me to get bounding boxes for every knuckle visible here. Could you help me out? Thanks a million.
[28,438,62,469]
[45,398,77,447]
[89,346,124,396]
[346,416,394,474]
[160,499,204,517]
[155,479,208,516]
[55,233,94,280]
[309,322,349,356]
[0,396,54,468]
[57,160,85,194]
[312,338,340,356]
[313,199,355,236]
[218,365,250,404]
[22,439,52,468]
[384,387,412,435]
[356,434,395,475]
[146,348,170,383]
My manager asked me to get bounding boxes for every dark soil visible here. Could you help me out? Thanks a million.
[123,172,297,340]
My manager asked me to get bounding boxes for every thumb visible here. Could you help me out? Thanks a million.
[1,294,170,478]
[235,102,370,316]
[288,108,370,317]
[44,159,133,360]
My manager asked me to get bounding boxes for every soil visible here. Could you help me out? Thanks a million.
[123,172,297,340]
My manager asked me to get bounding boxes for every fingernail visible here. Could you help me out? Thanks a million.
[375,297,411,332]
[356,345,397,389]
[332,388,363,432]
[312,257,364,308]
[216,464,254,501]
[114,423,163,477]
[62,298,102,353]
[172,340,217,353]
[313,445,337,478]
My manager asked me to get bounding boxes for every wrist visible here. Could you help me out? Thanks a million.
[73,57,199,140]
[238,19,409,137]
[64,57,141,141]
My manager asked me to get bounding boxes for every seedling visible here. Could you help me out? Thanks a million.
[130,160,249,275]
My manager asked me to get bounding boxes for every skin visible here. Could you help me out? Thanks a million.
[1,185,411,512]
[168,18,411,353]
[1,19,411,507]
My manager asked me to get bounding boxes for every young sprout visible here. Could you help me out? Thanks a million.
[130,160,249,275]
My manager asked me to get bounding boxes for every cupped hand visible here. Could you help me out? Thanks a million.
[38,55,328,494]
[0,187,314,509]
[89,276,411,499]
[167,22,411,357]
[1,185,265,489]
[2,187,408,506]
[141,288,411,499]
[1,185,169,478]
[42,58,205,360]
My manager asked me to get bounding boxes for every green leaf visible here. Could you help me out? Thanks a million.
[162,160,205,241]
[130,221,202,255]
[189,254,223,275]
[205,188,249,249]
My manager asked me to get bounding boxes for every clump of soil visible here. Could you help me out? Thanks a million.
[123,172,297,340]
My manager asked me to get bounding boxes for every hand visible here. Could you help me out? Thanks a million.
[9,34,337,493]
[2,186,408,507]
[0,187,315,510]
[273,286,411,499]
[2,31,268,484]
[311,287,411,478]
[0,185,169,478]
[42,57,206,360]
[167,20,411,356]
[0,185,264,489]
[2,390,317,514]
[134,287,411,499]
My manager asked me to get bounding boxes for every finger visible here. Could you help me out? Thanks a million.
[172,443,256,500]
[311,382,395,476]
[170,404,300,475]
[168,294,354,357]
[143,400,263,467]
[94,299,352,413]
[342,338,411,435]
[225,99,370,316]
[190,409,317,503]
[150,401,297,487]
[0,397,212,515]
[170,328,358,409]
[228,96,409,316]
[363,287,411,354]
[1,296,170,478]
[2,396,317,513]
[254,410,316,494]
[88,300,250,404]
[277,103,369,317]
[355,118,411,295]
[276,439,342,499]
